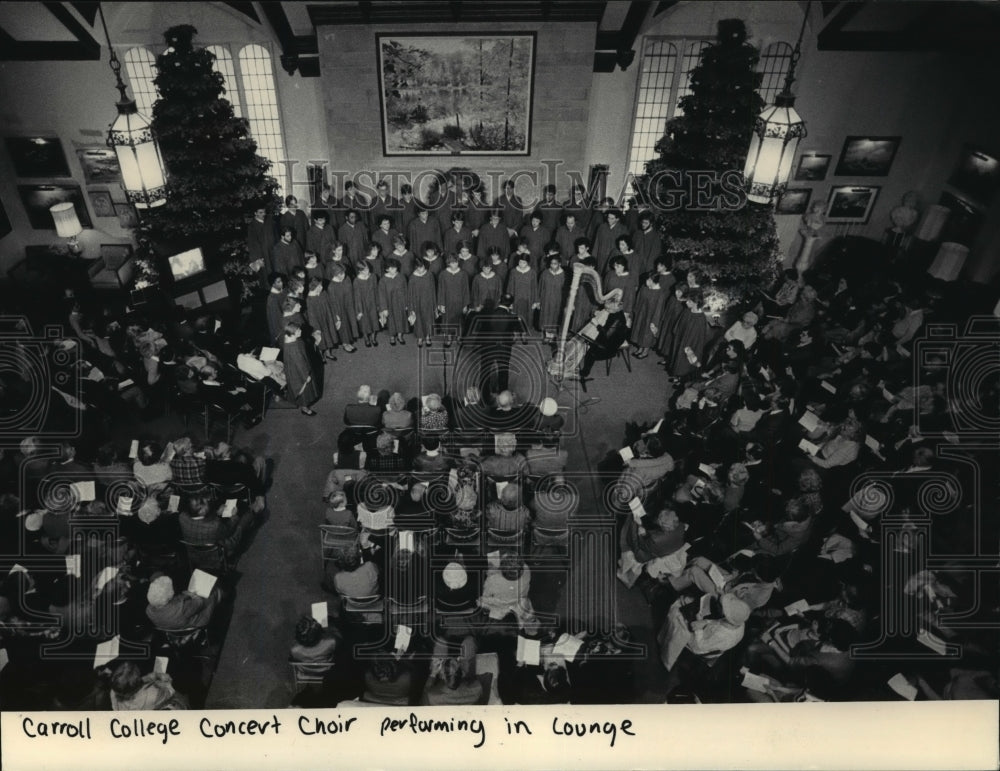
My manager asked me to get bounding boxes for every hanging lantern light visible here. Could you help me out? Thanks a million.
[99,6,168,210]
[744,3,810,205]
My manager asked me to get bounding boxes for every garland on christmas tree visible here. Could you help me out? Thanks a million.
[640,19,781,309]
[137,25,278,299]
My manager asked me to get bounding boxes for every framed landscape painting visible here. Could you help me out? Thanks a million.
[17,184,93,230]
[826,185,880,223]
[947,144,1000,203]
[76,147,121,184]
[776,187,812,215]
[794,153,831,182]
[5,136,70,178]
[835,136,900,177]
[376,33,536,155]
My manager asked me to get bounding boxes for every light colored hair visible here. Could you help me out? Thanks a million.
[146,576,175,608]
[357,385,372,402]
[495,432,517,456]
[376,432,395,452]
[424,393,442,412]
[387,392,406,412]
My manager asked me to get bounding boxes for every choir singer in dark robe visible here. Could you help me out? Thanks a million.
[282,321,320,416]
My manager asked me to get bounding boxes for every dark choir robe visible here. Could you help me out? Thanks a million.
[273,240,304,276]
[327,277,359,343]
[476,221,511,261]
[592,221,626,275]
[563,196,592,233]
[443,224,474,257]
[655,292,686,356]
[363,255,384,279]
[490,260,509,288]
[465,199,488,232]
[423,254,444,280]
[471,272,502,309]
[377,272,408,336]
[247,216,274,278]
[406,271,437,339]
[279,209,309,248]
[327,196,346,230]
[497,192,526,232]
[399,196,419,231]
[306,289,340,351]
[325,254,353,280]
[283,337,319,406]
[389,249,415,278]
[630,285,667,348]
[555,224,584,263]
[266,290,286,344]
[341,191,369,227]
[666,307,712,378]
[371,195,401,231]
[537,200,564,233]
[518,224,551,267]
[538,267,567,334]
[632,227,663,278]
[604,270,639,316]
[338,221,368,263]
[438,267,470,334]
[507,266,538,328]
[434,189,456,233]
[305,262,328,287]
[458,255,479,283]
[408,216,442,253]
[306,223,335,261]
[310,195,335,226]
[372,227,400,263]
[353,274,379,336]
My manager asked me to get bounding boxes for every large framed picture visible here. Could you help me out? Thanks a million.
[776,187,812,215]
[947,144,1000,203]
[834,136,901,177]
[76,147,122,184]
[376,33,536,155]
[793,153,831,182]
[5,136,71,177]
[114,201,138,229]
[825,185,880,223]
[17,183,93,230]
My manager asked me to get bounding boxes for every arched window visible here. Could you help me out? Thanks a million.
[207,45,242,117]
[672,40,709,118]
[626,40,678,177]
[237,44,285,169]
[122,46,159,117]
[757,41,793,106]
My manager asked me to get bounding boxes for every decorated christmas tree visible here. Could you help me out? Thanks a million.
[138,25,278,299]
[641,19,780,310]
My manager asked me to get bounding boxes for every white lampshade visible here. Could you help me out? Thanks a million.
[927,241,968,282]
[108,100,167,209]
[50,202,82,238]
[915,204,950,242]
[744,94,807,205]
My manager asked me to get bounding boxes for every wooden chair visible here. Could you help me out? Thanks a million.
[341,593,385,625]
[290,658,332,689]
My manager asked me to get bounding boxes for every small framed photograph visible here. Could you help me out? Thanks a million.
[114,201,138,228]
[76,147,122,184]
[947,144,1000,203]
[835,136,901,177]
[5,136,71,177]
[776,187,812,215]
[17,183,93,230]
[826,185,881,223]
[794,153,831,182]
[88,188,115,218]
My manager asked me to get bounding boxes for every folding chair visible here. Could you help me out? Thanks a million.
[211,482,251,507]
[487,528,524,551]
[442,527,480,550]
[204,400,242,443]
[180,540,229,575]
[341,593,385,625]
[530,525,570,557]
[290,658,332,689]
[388,595,429,632]
[320,524,360,562]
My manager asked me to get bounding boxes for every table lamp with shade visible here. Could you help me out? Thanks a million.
[50,202,83,256]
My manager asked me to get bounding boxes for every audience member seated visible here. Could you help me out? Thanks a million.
[145,574,220,631]
[107,661,188,710]
[480,433,528,479]
[324,492,358,529]
[524,436,569,477]
[133,441,173,490]
[343,385,382,428]
[178,493,254,558]
[382,392,413,430]
[168,438,206,487]
[364,432,410,474]
[362,655,412,706]
[479,555,538,633]
[289,615,340,674]
[485,483,530,533]
[418,393,450,431]
[411,436,450,479]
[331,546,380,600]
[423,637,482,705]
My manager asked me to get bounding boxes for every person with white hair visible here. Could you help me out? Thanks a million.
[145,574,219,631]
[418,393,449,431]
[343,384,382,429]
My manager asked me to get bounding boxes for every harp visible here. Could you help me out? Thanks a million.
[550,263,620,382]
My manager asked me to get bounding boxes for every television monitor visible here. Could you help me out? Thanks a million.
[167,247,206,281]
